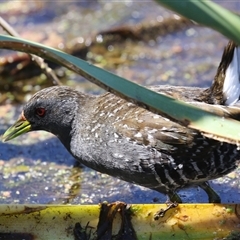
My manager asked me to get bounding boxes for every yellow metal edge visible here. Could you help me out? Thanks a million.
[0,203,238,240]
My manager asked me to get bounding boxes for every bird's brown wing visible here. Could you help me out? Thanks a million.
[112,105,196,152]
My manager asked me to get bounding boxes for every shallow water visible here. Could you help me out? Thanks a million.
[0,1,239,204]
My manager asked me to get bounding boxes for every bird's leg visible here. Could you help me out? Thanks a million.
[168,191,182,203]
[199,182,221,203]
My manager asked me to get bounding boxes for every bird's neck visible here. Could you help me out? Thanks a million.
[57,126,73,152]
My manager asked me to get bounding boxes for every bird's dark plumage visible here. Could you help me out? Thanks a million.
[2,41,240,203]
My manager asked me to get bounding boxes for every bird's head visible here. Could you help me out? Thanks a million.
[2,86,84,148]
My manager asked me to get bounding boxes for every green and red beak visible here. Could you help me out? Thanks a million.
[2,113,31,142]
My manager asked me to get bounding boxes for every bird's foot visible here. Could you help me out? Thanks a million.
[154,201,178,220]
[199,182,221,203]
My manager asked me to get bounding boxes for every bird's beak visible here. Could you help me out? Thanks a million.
[2,113,31,142]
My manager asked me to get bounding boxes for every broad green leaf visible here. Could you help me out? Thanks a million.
[0,34,240,145]
[156,0,240,44]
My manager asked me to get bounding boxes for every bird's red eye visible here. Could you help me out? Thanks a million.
[35,107,46,117]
